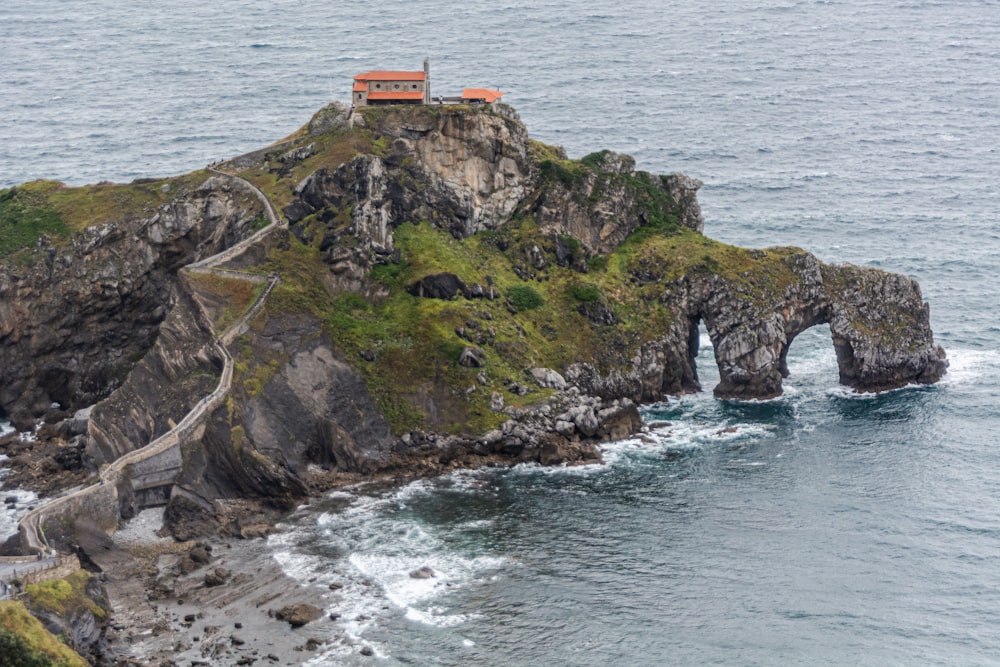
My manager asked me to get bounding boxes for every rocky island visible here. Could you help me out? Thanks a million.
[0,101,946,664]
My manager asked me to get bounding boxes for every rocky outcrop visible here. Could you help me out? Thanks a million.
[24,570,111,664]
[568,250,946,401]
[527,151,705,255]
[0,177,261,426]
[0,103,947,547]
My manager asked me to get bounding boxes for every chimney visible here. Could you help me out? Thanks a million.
[424,57,431,104]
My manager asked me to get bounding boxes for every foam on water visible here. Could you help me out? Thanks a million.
[0,454,37,541]
[271,479,510,658]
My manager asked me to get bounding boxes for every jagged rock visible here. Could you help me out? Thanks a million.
[282,199,314,223]
[577,301,618,326]
[0,176,260,426]
[458,347,487,368]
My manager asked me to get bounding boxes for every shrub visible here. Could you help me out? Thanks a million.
[570,283,602,302]
[507,284,544,311]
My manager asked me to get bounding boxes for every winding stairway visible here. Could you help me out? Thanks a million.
[19,167,287,556]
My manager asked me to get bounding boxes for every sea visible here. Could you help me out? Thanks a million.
[2,0,999,664]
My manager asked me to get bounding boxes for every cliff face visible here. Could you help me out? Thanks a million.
[0,176,261,427]
[0,103,947,541]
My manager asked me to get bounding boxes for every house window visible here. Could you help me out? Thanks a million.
[412,84,417,89]
[375,83,381,89]
[394,84,400,89]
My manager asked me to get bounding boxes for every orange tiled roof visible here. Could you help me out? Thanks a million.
[461,88,504,103]
[366,91,426,101]
[353,81,368,92]
[354,71,427,82]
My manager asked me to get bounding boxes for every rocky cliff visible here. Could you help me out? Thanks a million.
[0,175,262,428]
[0,102,946,541]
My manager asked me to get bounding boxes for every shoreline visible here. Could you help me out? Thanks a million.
[95,507,363,666]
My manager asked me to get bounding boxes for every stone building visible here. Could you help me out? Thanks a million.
[353,58,431,106]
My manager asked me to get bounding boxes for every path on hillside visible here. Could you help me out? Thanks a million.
[19,168,286,556]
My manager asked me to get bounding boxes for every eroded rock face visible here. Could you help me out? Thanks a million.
[568,251,946,401]
[527,152,705,255]
[0,177,260,425]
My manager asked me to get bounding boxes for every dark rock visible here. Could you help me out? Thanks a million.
[409,566,435,579]
[188,545,211,565]
[407,273,467,300]
[230,635,246,646]
[282,200,315,224]
[577,301,618,326]
[204,567,231,587]
[361,646,375,656]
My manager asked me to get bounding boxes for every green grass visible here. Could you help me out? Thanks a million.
[0,600,88,667]
[0,182,68,257]
[0,172,211,259]
[25,570,107,622]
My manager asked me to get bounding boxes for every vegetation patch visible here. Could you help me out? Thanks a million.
[507,284,544,311]
[0,600,88,667]
[25,570,107,622]
[0,182,68,257]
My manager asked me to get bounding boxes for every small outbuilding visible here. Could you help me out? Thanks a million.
[461,88,504,104]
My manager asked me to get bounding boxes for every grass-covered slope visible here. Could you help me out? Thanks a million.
[0,172,209,259]
[0,600,88,667]
[202,103,813,436]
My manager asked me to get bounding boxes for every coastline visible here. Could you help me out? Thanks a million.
[95,507,359,666]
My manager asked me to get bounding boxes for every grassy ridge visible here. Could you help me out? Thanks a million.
[0,171,209,259]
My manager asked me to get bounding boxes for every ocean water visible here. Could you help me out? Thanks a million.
[3,0,1000,664]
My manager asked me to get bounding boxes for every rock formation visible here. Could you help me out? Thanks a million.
[0,102,946,544]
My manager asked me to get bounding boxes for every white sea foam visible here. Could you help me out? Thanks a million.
[0,457,37,542]
[270,480,509,660]
[939,348,1000,386]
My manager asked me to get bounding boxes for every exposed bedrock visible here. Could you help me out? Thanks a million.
[571,251,947,401]
[0,177,261,426]
[86,273,222,467]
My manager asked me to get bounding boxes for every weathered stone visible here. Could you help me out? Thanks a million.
[529,368,567,390]
[458,347,487,368]
[275,603,322,628]
[204,567,231,587]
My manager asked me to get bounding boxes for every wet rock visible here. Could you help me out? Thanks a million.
[204,567,232,587]
[409,566,435,579]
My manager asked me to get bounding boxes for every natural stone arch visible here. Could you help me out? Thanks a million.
[680,253,945,399]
